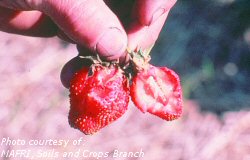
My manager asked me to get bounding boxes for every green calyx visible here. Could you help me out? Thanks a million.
[127,48,152,72]
[79,54,119,67]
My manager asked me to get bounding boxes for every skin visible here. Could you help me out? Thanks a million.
[0,0,177,87]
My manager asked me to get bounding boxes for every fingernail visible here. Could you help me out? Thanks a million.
[96,27,127,60]
[150,8,166,25]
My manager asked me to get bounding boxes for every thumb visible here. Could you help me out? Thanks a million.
[0,0,128,60]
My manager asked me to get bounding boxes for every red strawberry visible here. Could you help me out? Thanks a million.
[130,51,183,121]
[69,64,129,135]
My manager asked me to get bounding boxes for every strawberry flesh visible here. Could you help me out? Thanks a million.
[131,65,183,121]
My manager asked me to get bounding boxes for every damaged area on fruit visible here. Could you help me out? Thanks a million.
[127,49,183,121]
[69,54,130,135]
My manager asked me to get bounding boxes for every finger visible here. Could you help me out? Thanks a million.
[0,6,77,43]
[57,29,76,44]
[61,46,94,88]
[127,11,169,51]
[42,0,128,60]
[127,0,177,51]
[133,0,177,26]
[0,0,128,60]
[40,0,127,60]
[61,55,92,88]
[0,6,58,37]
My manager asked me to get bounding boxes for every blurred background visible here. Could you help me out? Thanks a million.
[0,0,250,160]
[153,0,250,114]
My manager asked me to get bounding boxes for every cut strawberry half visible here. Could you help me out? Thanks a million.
[131,64,183,121]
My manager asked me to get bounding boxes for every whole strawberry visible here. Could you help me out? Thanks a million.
[129,50,183,121]
[69,63,129,135]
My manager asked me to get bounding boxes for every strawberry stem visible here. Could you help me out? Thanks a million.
[127,49,151,72]
[79,55,119,67]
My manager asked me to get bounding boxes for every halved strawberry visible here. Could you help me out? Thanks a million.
[131,64,183,121]
[69,64,129,135]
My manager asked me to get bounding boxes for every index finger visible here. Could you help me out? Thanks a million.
[127,0,177,51]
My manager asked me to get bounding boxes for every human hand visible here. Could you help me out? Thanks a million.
[0,0,177,87]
